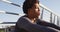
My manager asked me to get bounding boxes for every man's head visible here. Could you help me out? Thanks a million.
[23,0,40,18]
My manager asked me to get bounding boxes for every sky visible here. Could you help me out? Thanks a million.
[0,0,60,22]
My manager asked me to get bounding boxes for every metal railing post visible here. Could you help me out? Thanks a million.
[57,16,59,26]
[53,15,56,24]
[40,8,44,19]
[50,13,52,23]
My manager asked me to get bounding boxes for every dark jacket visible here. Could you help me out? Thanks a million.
[14,15,60,32]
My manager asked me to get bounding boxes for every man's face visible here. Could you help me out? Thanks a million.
[28,3,40,18]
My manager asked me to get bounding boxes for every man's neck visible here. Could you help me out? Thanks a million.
[27,16,37,23]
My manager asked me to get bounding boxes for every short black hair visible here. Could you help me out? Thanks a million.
[23,0,39,14]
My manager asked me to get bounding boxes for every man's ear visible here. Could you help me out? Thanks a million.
[27,9,32,14]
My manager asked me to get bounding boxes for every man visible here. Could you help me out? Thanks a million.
[14,0,60,32]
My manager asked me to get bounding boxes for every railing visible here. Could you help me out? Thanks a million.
[40,4,60,26]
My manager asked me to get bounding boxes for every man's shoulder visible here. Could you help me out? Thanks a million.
[37,19,46,22]
[17,15,31,23]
